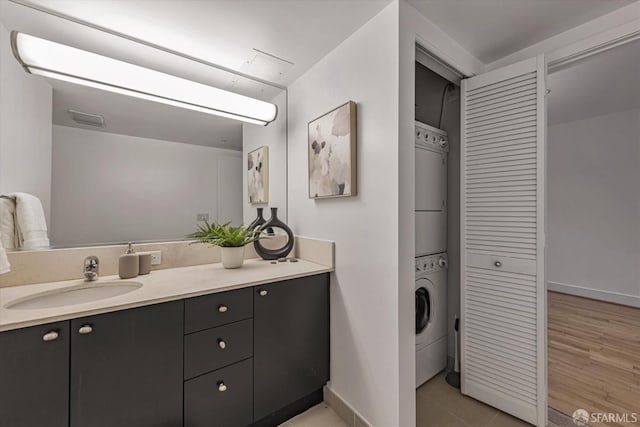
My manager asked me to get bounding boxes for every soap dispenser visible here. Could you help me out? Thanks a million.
[119,242,139,279]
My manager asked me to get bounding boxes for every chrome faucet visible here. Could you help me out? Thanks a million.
[84,256,99,281]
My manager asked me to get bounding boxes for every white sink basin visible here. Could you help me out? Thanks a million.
[5,281,143,310]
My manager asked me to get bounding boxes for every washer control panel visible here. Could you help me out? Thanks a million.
[415,121,448,153]
[416,253,448,273]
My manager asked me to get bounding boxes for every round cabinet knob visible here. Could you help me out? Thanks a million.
[218,339,226,350]
[78,325,93,335]
[217,382,227,392]
[494,261,502,268]
[259,290,268,297]
[43,331,59,342]
[218,305,228,313]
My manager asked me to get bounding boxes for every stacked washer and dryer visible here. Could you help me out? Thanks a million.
[415,121,449,387]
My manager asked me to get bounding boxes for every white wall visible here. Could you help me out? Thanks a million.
[51,125,242,247]
[287,3,402,425]
[547,109,640,307]
[242,91,288,225]
[0,22,53,223]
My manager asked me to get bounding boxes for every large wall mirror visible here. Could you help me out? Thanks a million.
[0,1,288,250]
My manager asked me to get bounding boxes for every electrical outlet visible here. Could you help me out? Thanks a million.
[149,251,162,265]
[196,213,209,222]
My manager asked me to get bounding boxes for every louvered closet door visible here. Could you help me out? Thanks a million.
[460,55,546,427]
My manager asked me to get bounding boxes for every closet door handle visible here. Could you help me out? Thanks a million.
[494,261,502,268]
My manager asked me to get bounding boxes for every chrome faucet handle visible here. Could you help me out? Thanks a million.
[84,256,99,281]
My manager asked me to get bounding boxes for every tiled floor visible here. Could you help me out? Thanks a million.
[417,373,536,427]
[282,373,566,427]
[416,373,557,427]
[280,403,350,427]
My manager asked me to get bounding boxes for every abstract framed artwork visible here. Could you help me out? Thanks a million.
[248,145,269,204]
[308,101,357,199]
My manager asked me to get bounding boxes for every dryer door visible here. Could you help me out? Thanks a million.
[415,147,445,211]
[416,146,447,256]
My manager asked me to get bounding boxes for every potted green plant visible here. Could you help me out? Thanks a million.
[188,221,263,269]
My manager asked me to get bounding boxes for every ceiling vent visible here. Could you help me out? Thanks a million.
[67,109,105,128]
[241,48,294,82]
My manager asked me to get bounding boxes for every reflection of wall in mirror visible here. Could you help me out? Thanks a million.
[242,91,287,225]
[0,23,53,224]
[50,125,242,247]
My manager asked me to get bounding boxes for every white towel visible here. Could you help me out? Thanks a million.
[0,197,16,249]
[0,230,10,274]
[6,193,50,249]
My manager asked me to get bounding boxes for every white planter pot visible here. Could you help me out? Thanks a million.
[220,246,245,269]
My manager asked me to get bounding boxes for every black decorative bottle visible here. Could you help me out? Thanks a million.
[248,208,266,230]
[254,207,294,260]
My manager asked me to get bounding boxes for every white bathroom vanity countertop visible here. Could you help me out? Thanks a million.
[0,258,333,332]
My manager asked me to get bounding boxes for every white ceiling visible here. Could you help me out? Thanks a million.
[50,80,244,150]
[548,39,640,126]
[21,0,392,86]
[407,0,636,63]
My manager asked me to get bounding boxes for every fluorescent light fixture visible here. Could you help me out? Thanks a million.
[11,32,277,126]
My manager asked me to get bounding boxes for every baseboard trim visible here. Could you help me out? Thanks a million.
[323,384,372,427]
[252,389,323,427]
[547,281,640,308]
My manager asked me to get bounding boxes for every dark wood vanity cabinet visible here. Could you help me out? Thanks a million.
[70,300,184,427]
[0,273,329,427]
[183,273,330,427]
[0,321,70,427]
[183,290,255,427]
[254,274,330,424]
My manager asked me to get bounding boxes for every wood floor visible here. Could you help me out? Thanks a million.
[548,291,640,427]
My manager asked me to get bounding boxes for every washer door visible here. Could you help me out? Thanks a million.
[415,287,431,334]
[415,275,446,349]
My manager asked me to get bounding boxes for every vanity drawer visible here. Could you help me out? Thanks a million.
[184,319,253,380]
[184,358,253,427]
[185,288,253,333]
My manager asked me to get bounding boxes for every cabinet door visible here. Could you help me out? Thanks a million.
[253,274,329,421]
[0,321,69,427]
[70,301,183,427]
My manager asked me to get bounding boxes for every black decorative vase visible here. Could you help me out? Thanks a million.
[254,207,294,260]
[248,208,266,230]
